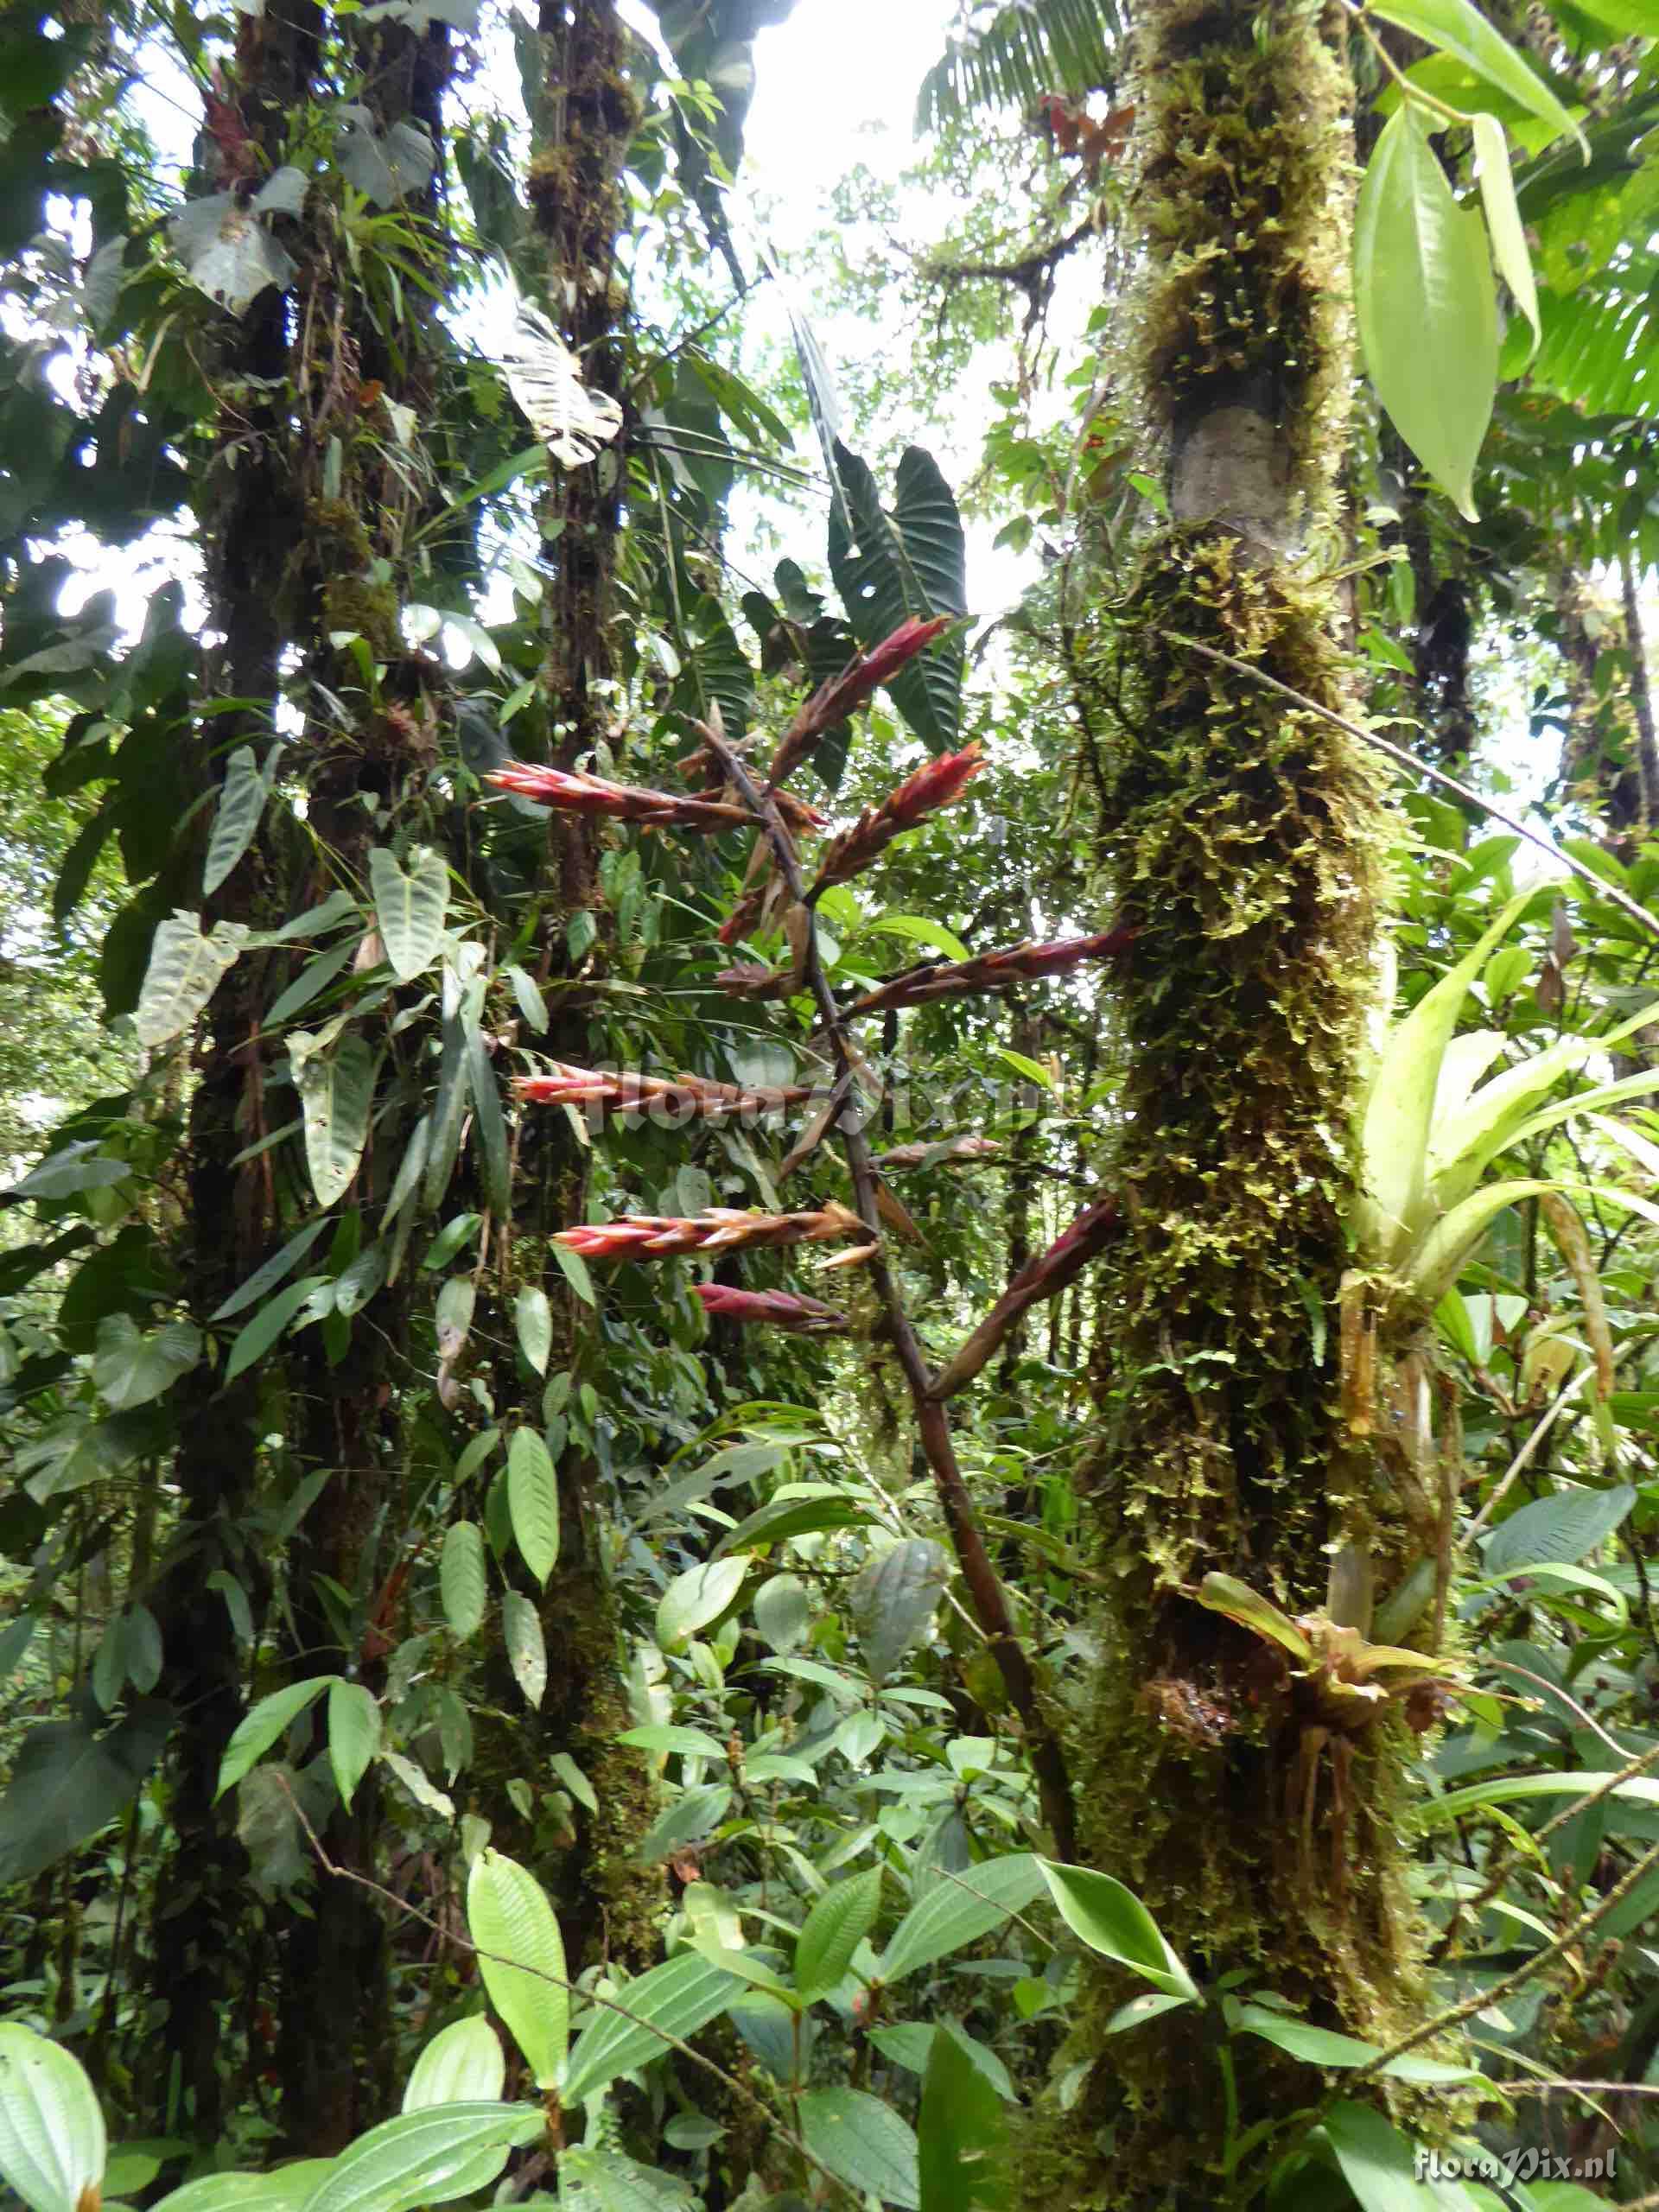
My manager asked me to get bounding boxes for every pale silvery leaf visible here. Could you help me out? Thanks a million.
[169,194,296,314]
[254,166,308,218]
[499,304,623,470]
[336,105,437,206]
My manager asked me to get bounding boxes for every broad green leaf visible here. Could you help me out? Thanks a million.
[1471,114,1540,360]
[133,911,249,1048]
[216,1678,334,1799]
[1355,105,1497,524]
[797,1866,881,2000]
[918,2022,1007,2212]
[868,914,972,963]
[551,1753,597,1814]
[551,1241,595,1306]
[369,846,449,982]
[0,1701,174,1885]
[440,1522,487,1640]
[656,1557,747,1652]
[616,1725,729,1760]
[851,1540,950,1686]
[1233,2005,1472,2082]
[1322,2099,1442,2212]
[507,1428,560,1586]
[828,442,966,750]
[211,1219,331,1321]
[296,2103,542,2212]
[225,1275,328,1383]
[1196,1573,1313,1661]
[505,963,548,1033]
[334,106,439,207]
[1422,1769,1659,1827]
[402,2018,505,2112]
[514,1286,553,1376]
[798,2088,919,2210]
[501,1589,546,1709]
[1039,1860,1198,2001]
[203,747,267,895]
[563,1951,743,2105]
[152,2177,321,2212]
[753,1573,811,1651]
[1368,0,1585,148]
[1354,893,1529,1268]
[1484,1484,1635,1576]
[0,2024,105,2212]
[169,188,295,314]
[293,1033,376,1208]
[327,1680,381,1812]
[1405,1177,1555,1306]
[466,1849,569,2089]
[380,1751,454,1821]
[879,1853,1046,1984]
[92,1314,201,1409]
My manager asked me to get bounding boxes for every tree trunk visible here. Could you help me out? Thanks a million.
[1030,3,1427,2198]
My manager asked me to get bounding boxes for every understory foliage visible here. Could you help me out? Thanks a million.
[3,1,1659,2210]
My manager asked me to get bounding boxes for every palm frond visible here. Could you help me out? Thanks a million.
[1530,254,1659,418]
[916,0,1123,135]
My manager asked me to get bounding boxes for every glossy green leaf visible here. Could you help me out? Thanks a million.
[293,1033,376,1208]
[225,1275,327,1383]
[0,1701,174,1886]
[515,1286,553,1376]
[327,1680,381,1812]
[879,1853,1046,1984]
[466,1849,569,2089]
[798,2088,919,2210]
[506,1427,560,1586]
[1355,105,1497,524]
[797,1866,880,2000]
[92,1314,201,1409]
[501,1589,546,1709]
[440,1522,487,1641]
[1471,113,1539,359]
[216,1678,334,1799]
[211,1219,330,1322]
[1039,1860,1198,2000]
[296,2103,542,2212]
[828,442,966,750]
[1322,2099,1435,2212]
[369,846,449,983]
[203,747,267,896]
[563,1951,743,2105]
[0,2025,105,2212]
[133,911,249,1048]
[656,1556,747,1653]
[1483,1484,1635,1576]
[401,2018,505,2113]
[918,2021,1007,2212]
[1234,2006,1471,2082]
[1368,0,1584,148]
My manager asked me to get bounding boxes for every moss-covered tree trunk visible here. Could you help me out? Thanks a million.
[1035,3,1432,2199]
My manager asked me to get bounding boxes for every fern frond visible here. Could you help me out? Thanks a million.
[1530,255,1659,418]
[916,0,1123,135]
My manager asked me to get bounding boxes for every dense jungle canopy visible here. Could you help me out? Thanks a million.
[4,0,1659,2206]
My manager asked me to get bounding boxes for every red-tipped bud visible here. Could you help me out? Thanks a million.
[928,1199,1122,1399]
[555,1201,866,1264]
[486,763,750,832]
[811,743,985,893]
[518,1063,813,1122]
[694,1284,850,1334]
[766,616,954,788]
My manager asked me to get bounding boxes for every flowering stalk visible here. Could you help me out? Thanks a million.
[766,614,952,790]
[694,1284,850,1334]
[520,1062,813,1122]
[843,928,1134,1020]
[928,1199,1122,1400]
[809,744,985,896]
[555,1200,864,1263]
[486,763,750,831]
[875,1135,1001,1172]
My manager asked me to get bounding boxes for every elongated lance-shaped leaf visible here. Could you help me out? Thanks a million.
[293,1033,376,1209]
[562,1951,743,2105]
[1352,891,1530,1268]
[466,1848,568,2089]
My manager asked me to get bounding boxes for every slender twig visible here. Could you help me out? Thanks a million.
[695,717,1079,1861]
[1169,633,1659,946]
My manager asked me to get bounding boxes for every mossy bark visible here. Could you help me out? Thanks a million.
[1033,4,1433,2202]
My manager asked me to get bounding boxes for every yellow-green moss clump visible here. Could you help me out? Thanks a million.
[1035,4,1445,2202]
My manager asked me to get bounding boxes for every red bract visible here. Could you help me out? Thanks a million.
[519,1063,812,1122]
[875,1135,1001,1172]
[929,1199,1122,1399]
[555,1201,866,1263]
[844,927,1134,1020]
[811,743,985,893]
[766,615,953,789]
[694,1284,850,1334]
[486,764,749,831]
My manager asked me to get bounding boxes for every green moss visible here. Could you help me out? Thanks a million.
[321,573,400,661]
